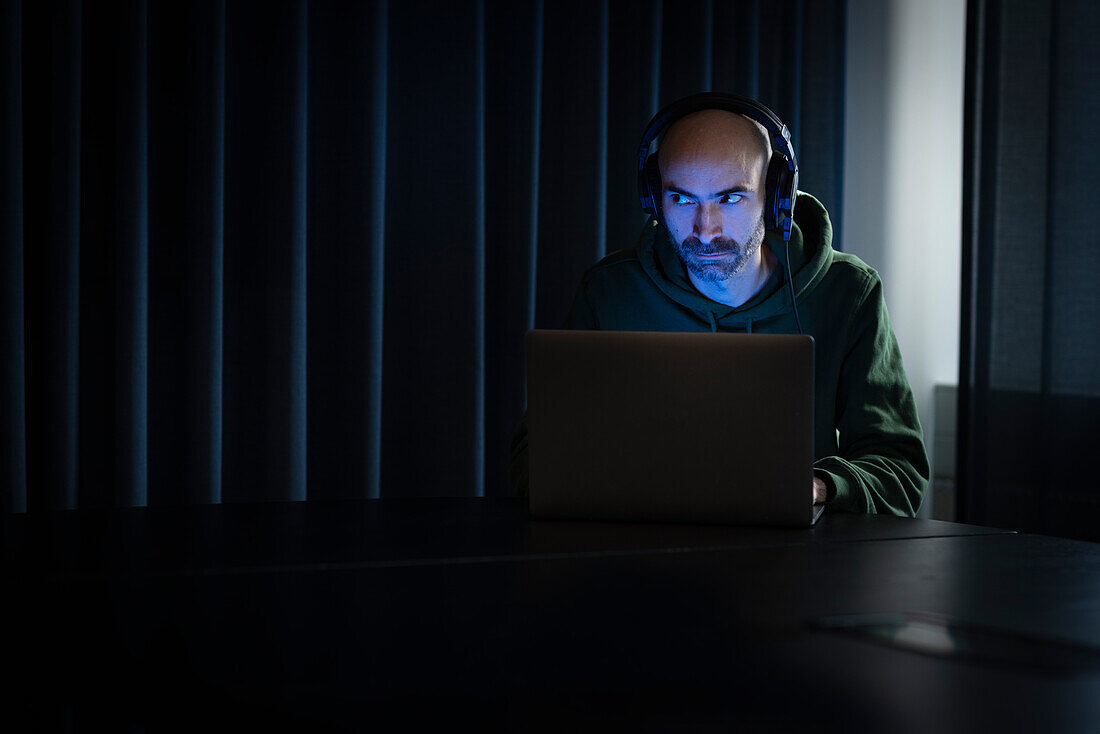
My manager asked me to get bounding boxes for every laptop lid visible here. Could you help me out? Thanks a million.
[526,330,820,527]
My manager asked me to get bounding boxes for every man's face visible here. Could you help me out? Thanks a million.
[658,111,769,283]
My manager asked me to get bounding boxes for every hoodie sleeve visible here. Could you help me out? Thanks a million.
[812,275,929,516]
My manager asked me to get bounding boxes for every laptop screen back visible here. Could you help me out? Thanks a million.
[526,330,816,526]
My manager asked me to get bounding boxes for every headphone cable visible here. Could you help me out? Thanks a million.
[783,222,804,335]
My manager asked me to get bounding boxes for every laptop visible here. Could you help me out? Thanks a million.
[525,329,823,527]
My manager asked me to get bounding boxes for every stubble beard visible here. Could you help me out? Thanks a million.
[671,215,767,283]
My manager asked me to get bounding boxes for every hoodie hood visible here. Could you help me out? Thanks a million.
[635,191,836,330]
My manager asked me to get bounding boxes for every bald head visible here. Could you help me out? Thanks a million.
[658,109,772,186]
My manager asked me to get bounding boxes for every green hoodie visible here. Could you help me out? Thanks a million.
[510,192,929,516]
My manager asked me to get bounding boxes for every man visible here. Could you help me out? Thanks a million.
[510,95,928,515]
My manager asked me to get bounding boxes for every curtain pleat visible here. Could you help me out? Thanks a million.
[146,0,225,506]
[701,0,713,91]
[366,0,387,499]
[594,0,609,263]
[713,0,760,99]
[223,0,305,503]
[2,0,849,509]
[210,0,226,505]
[526,0,543,333]
[649,0,662,115]
[116,0,149,507]
[22,0,83,510]
[473,0,487,497]
[383,1,481,497]
[537,0,604,333]
[54,0,82,511]
[797,0,846,246]
[1,0,26,513]
[67,6,82,502]
[960,0,1100,540]
[289,0,308,501]
[484,0,542,487]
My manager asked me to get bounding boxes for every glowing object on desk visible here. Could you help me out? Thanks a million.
[889,620,957,656]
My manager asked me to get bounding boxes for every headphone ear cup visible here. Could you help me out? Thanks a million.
[763,154,789,230]
[643,154,663,222]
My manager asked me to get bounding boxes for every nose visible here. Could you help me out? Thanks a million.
[693,202,722,243]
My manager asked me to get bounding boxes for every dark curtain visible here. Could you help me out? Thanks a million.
[960,0,1100,540]
[2,0,848,511]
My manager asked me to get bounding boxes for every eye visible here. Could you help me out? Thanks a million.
[667,192,695,206]
[719,193,744,205]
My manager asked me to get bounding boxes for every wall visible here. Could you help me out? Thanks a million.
[843,0,967,518]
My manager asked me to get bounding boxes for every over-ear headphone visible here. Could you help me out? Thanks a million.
[636,92,804,334]
[636,92,799,234]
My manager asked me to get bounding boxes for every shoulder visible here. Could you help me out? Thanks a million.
[581,248,642,280]
[565,248,657,330]
[804,251,886,338]
[826,250,880,283]
[821,250,881,299]
[577,248,649,292]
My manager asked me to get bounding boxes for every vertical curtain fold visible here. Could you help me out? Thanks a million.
[223,0,306,503]
[116,0,149,507]
[594,0,609,264]
[209,0,226,505]
[5,0,849,509]
[290,0,308,501]
[649,0,662,116]
[960,0,1100,540]
[383,0,480,497]
[797,0,846,246]
[1,0,26,513]
[306,0,381,501]
[147,0,226,506]
[55,0,82,510]
[701,0,713,91]
[473,0,487,496]
[788,0,804,154]
[485,0,542,494]
[366,0,387,499]
[21,0,83,510]
[525,0,543,336]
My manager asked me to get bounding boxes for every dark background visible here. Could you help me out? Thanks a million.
[1,0,847,508]
[2,0,1099,541]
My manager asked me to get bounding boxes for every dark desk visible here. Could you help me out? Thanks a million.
[6,499,1100,732]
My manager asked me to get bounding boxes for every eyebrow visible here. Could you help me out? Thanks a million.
[664,185,751,199]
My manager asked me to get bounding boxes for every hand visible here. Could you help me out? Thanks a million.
[812,476,828,505]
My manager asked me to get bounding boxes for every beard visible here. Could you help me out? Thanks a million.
[670,215,767,283]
